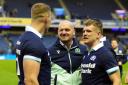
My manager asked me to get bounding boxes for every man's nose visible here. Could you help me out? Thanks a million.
[83,31,86,36]
[62,30,66,34]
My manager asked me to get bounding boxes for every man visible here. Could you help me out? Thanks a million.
[111,38,125,77]
[15,3,51,85]
[81,19,121,85]
[48,20,86,85]
[0,0,6,17]
[111,38,124,55]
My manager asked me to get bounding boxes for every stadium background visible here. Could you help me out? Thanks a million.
[0,0,128,85]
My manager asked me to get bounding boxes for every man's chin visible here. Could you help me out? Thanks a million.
[84,41,89,44]
[60,39,69,42]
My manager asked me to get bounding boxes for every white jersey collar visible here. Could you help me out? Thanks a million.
[100,36,106,42]
[92,42,104,51]
[25,25,42,38]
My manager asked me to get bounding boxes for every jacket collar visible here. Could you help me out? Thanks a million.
[55,38,79,49]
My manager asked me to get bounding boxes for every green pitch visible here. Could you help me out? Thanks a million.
[122,62,128,85]
[0,60,127,85]
[0,60,18,85]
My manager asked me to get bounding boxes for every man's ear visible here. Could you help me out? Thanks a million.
[43,17,48,24]
[97,31,101,38]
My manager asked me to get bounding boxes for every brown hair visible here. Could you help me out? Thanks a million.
[31,3,51,19]
[83,18,103,34]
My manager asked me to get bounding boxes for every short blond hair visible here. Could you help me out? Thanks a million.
[84,18,103,35]
[31,3,51,19]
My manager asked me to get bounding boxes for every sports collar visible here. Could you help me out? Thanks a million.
[59,40,73,49]
[25,25,42,38]
[92,42,104,51]
[56,38,78,49]
[100,36,106,42]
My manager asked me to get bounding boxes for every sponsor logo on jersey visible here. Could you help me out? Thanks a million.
[81,63,96,74]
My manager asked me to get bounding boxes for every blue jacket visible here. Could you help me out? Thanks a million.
[48,38,87,85]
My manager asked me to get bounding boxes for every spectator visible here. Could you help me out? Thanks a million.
[111,38,125,77]
[8,8,18,17]
[0,0,6,17]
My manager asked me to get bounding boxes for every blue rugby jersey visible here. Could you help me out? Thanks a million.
[81,42,119,85]
[15,31,51,85]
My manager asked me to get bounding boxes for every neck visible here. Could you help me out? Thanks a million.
[62,40,73,49]
[31,21,45,35]
[88,39,100,50]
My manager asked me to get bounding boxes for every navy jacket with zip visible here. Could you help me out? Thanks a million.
[49,38,87,73]
[48,38,87,85]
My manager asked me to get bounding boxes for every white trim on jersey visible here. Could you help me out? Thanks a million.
[25,26,42,38]
[24,55,41,63]
[106,66,119,74]
[16,57,20,75]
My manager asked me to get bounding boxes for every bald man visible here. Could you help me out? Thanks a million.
[48,20,87,85]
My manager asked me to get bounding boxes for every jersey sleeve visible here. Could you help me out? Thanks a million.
[23,39,48,63]
[100,49,119,75]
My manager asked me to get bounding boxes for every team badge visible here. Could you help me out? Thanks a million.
[16,41,21,45]
[57,50,60,54]
[75,48,81,54]
[90,55,96,61]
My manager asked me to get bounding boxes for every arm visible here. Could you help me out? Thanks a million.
[109,70,122,85]
[23,59,40,85]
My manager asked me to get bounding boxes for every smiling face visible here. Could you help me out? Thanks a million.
[58,20,75,42]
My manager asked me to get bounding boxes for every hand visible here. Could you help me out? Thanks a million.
[118,61,122,65]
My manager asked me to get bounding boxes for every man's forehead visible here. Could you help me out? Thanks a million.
[84,25,98,31]
[59,20,74,28]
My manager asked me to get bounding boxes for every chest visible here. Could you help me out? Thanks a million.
[81,52,104,74]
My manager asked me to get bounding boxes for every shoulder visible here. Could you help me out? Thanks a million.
[18,32,38,42]
[79,44,87,50]
[98,47,116,62]
[99,46,113,55]
[48,42,61,54]
[20,32,46,52]
[78,44,88,54]
[48,38,61,50]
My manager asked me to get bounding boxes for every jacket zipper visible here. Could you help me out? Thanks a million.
[68,50,72,74]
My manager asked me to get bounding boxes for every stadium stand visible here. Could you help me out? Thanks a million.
[64,0,120,19]
[0,0,127,59]
[5,0,60,18]
[0,35,9,54]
